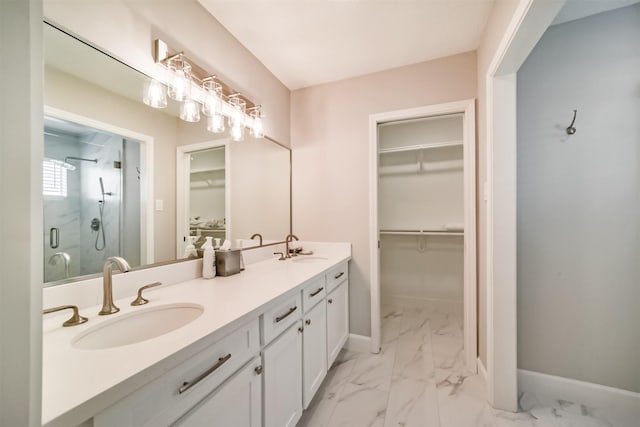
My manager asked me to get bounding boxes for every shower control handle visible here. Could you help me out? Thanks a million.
[50,228,59,249]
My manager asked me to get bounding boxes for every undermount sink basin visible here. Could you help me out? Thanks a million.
[290,256,328,263]
[73,303,204,350]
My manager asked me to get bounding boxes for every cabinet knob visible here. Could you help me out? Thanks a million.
[298,326,304,333]
[328,299,333,304]
[305,319,311,325]
[254,365,263,375]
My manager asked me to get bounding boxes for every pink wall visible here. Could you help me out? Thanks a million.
[291,52,477,336]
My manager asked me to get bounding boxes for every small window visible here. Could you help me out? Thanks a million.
[43,159,68,197]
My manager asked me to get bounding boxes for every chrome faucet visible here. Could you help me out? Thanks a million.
[48,252,71,279]
[285,234,299,258]
[99,256,131,315]
[250,233,263,247]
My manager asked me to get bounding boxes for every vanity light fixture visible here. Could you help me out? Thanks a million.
[144,39,262,137]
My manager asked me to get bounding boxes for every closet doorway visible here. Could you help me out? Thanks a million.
[368,99,477,373]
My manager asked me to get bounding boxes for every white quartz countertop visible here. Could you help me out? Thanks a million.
[42,244,351,426]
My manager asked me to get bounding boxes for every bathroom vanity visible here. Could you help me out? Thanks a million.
[42,243,351,427]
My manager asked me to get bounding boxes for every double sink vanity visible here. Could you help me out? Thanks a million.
[42,242,351,427]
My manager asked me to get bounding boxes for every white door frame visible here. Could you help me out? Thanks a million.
[176,140,230,258]
[484,0,566,410]
[44,105,155,265]
[369,99,477,373]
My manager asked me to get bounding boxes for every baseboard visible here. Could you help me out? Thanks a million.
[344,334,372,353]
[518,369,640,422]
[478,358,487,383]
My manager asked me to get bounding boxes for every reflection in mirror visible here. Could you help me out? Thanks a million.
[43,21,291,286]
[43,117,143,281]
[188,146,227,251]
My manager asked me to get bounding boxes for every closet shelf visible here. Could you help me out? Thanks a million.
[380,229,463,236]
[190,167,225,174]
[378,140,462,154]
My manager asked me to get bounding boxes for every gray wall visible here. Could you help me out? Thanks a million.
[517,4,640,392]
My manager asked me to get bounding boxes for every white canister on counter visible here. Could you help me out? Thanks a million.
[202,236,216,279]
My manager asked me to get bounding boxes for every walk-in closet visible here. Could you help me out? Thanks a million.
[372,101,476,374]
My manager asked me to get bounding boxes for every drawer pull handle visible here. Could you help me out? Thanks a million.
[328,298,333,304]
[275,306,297,323]
[309,287,324,297]
[334,272,344,279]
[178,353,232,394]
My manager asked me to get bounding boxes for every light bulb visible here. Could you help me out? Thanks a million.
[207,114,225,133]
[143,79,167,108]
[180,99,200,122]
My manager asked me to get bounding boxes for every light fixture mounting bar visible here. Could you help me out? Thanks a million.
[152,39,256,109]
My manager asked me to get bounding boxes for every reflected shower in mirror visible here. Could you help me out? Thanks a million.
[43,117,143,282]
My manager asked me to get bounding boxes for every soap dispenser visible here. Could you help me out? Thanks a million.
[202,236,215,279]
[183,236,198,259]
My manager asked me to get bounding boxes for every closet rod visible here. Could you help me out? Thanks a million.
[379,140,462,154]
[380,229,463,236]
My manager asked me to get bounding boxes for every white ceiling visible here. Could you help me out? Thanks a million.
[198,0,495,90]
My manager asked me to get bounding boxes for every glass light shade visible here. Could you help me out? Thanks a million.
[180,99,200,122]
[250,116,263,138]
[230,123,244,141]
[207,114,225,133]
[202,80,223,117]
[249,106,264,138]
[167,57,192,102]
[143,79,167,108]
[228,95,246,128]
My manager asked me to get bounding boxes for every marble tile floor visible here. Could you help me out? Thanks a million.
[298,298,621,427]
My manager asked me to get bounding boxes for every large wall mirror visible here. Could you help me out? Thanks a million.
[43,21,291,286]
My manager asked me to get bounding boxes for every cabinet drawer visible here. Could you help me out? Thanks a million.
[262,292,302,345]
[301,276,326,314]
[94,318,260,427]
[326,261,348,293]
[173,356,262,427]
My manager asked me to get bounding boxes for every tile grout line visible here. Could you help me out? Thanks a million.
[380,306,403,427]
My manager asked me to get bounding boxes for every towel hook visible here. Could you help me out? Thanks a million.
[566,109,577,135]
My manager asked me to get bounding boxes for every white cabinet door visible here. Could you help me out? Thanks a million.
[174,357,263,427]
[263,321,303,427]
[326,280,349,367]
[302,300,327,409]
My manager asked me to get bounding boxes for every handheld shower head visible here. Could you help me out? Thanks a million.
[99,177,105,197]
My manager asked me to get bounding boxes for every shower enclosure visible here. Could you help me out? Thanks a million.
[43,116,141,282]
